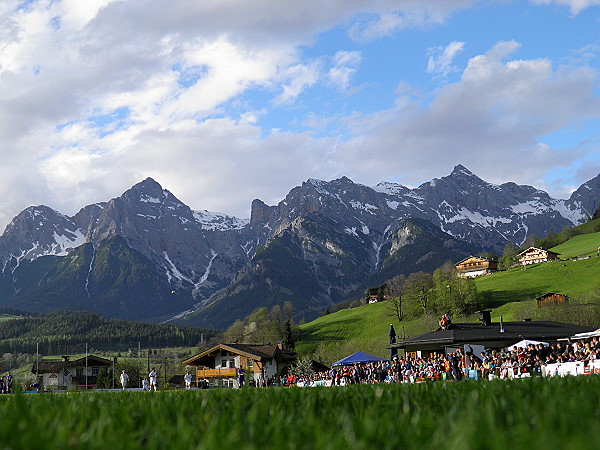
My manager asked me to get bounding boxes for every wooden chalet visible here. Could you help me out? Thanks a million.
[31,355,113,390]
[182,343,296,388]
[518,247,560,265]
[536,292,569,307]
[455,256,498,278]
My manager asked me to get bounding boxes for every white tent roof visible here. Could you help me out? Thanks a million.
[559,328,600,341]
[505,339,549,351]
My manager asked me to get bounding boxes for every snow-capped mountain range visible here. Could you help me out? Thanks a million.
[0,165,597,328]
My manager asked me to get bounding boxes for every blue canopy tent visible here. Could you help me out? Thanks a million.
[331,351,388,367]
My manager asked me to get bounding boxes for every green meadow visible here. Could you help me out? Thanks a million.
[0,376,598,449]
[298,255,600,363]
[550,232,600,258]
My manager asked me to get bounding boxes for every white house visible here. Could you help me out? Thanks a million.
[182,343,296,388]
[31,355,113,390]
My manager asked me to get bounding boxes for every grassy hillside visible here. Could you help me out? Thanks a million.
[474,257,600,305]
[549,232,600,258]
[297,302,442,363]
[298,248,600,364]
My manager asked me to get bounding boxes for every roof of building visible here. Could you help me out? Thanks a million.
[31,355,113,374]
[518,247,560,257]
[455,256,498,265]
[182,343,296,366]
[389,321,594,352]
[536,292,568,300]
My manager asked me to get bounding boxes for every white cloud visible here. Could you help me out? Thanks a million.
[273,61,321,105]
[427,41,465,77]
[531,0,600,15]
[0,0,598,231]
[328,51,362,90]
[332,40,600,190]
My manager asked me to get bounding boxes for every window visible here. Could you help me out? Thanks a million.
[92,367,99,376]
[229,359,235,368]
[221,360,227,368]
[248,359,254,368]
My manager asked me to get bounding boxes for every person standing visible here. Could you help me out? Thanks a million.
[5,372,12,394]
[149,368,157,391]
[141,377,149,391]
[184,371,193,390]
[120,370,129,390]
[237,367,245,388]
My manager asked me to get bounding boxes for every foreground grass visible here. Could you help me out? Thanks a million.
[0,376,598,449]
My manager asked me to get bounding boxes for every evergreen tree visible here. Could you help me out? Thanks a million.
[283,320,295,350]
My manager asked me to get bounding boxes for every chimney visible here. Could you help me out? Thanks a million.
[478,311,491,326]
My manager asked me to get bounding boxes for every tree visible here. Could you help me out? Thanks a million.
[283,301,294,323]
[387,274,406,298]
[385,273,406,322]
[96,367,113,389]
[499,242,519,270]
[522,234,538,248]
[283,320,296,350]
[592,204,600,221]
[288,356,314,379]
[388,295,403,322]
[403,272,434,316]
[223,320,245,343]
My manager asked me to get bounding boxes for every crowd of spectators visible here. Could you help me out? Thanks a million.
[293,335,600,386]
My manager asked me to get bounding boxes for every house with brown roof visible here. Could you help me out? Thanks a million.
[455,256,498,278]
[518,247,560,265]
[31,355,113,390]
[536,292,569,308]
[182,343,296,388]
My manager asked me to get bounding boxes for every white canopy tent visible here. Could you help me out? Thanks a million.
[559,328,600,341]
[505,339,549,351]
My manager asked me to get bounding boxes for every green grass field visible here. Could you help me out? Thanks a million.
[473,257,600,305]
[297,301,441,362]
[550,232,600,258]
[0,376,598,449]
[297,255,600,363]
[0,314,24,323]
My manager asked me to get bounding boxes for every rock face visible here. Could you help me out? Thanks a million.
[0,166,597,328]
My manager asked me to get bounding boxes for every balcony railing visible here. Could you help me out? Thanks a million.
[196,368,238,378]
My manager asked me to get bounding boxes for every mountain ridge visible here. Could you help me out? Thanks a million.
[0,165,598,328]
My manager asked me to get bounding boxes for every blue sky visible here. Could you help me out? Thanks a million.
[0,0,599,229]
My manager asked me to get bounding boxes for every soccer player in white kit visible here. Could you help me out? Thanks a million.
[120,370,129,390]
[184,371,192,390]
[149,368,157,391]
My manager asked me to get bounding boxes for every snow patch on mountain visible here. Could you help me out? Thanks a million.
[510,200,549,214]
[197,250,218,286]
[553,201,587,225]
[349,200,378,214]
[345,227,359,237]
[51,229,86,255]
[163,252,193,284]
[192,210,248,231]
[373,181,409,196]
[140,195,161,204]
[443,208,512,226]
